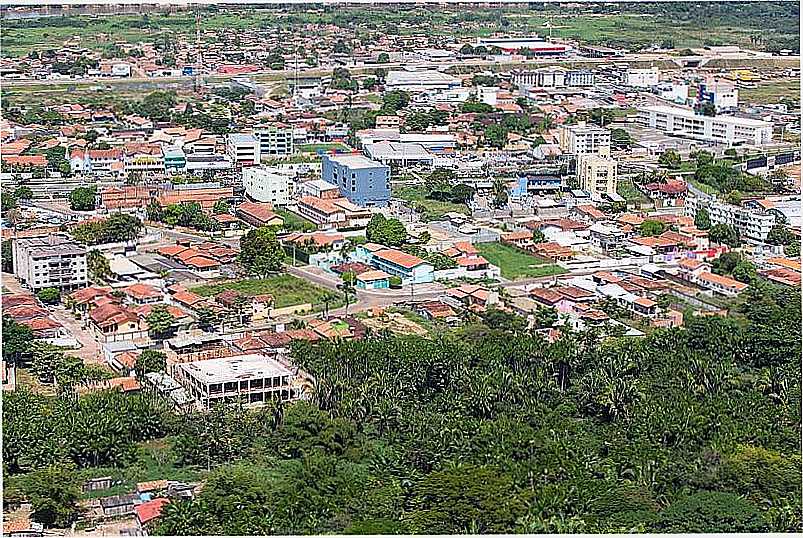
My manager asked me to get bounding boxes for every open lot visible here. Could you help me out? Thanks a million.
[191,273,342,309]
[394,186,469,222]
[475,242,566,280]
[739,77,800,106]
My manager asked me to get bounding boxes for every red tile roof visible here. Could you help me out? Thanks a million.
[135,498,170,525]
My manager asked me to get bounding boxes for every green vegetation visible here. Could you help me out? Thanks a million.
[238,227,285,277]
[365,214,407,247]
[274,208,316,233]
[617,178,650,204]
[70,213,142,245]
[475,242,565,279]
[297,143,350,153]
[394,186,469,222]
[740,78,800,107]
[191,274,341,309]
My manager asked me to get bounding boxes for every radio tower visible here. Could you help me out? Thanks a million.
[194,6,203,92]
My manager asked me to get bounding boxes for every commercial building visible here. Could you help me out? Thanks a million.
[242,166,292,205]
[511,68,594,89]
[322,154,391,208]
[637,105,773,146]
[254,125,294,158]
[226,133,260,166]
[173,354,303,410]
[363,141,434,168]
[624,68,660,88]
[163,146,186,173]
[477,37,570,55]
[697,77,739,112]
[577,154,618,200]
[558,123,611,156]
[13,234,87,291]
[684,197,777,242]
[385,70,462,92]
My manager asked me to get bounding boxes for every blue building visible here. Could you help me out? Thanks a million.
[510,173,563,200]
[322,154,391,208]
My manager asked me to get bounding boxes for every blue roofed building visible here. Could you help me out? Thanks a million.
[322,154,391,208]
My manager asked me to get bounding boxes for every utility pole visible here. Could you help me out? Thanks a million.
[194,6,203,93]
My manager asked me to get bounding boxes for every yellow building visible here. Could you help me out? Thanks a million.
[577,154,618,200]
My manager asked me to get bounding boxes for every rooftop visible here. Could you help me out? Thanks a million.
[179,353,294,384]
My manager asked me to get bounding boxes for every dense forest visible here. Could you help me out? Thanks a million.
[3,281,801,533]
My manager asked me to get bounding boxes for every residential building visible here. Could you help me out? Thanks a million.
[123,143,164,176]
[69,148,123,176]
[322,154,391,207]
[242,166,292,205]
[88,303,149,343]
[236,201,284,227]
[577,154,618,200]
[624,68,659,88]
[355,270,391,289]
[355,243,434,285]
[13,235,87,291]
[158,183,234,211]
[385,70,462,92]
[637,105,773,146]
[173,354,303,409]
[226,133,260,166]
[254,124,294,158]
[684,196,777,241]
[558,123,611,156]
[301,179,341,199]
[296,196,372,230]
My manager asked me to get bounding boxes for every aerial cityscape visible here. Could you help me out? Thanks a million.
[0,1,800,535]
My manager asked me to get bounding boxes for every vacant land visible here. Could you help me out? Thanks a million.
[296,143,350,153]
[394,186,468,222]
[617,178,651,204]
[191,273,341,309]
[476,242,566,280]
[274,208,317,232]
[740,78,800,106]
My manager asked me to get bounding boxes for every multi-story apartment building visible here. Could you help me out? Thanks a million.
[226,133,260,166]
[637,105,773,146]
[684,196,777,242]
[242,166,292,205]
[13,234,87,291]
[577,154,618,200]
[322,154,391,208]
[558,123,611,156]
[254,124,294,159]
[512,67,594,89]
[173,354,302,410]
[296,196,372,230]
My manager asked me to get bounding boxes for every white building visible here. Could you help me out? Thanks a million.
[512,68,594,89]
[558,123,611,156]
[577,154,618,200]
[385,70,462,92]
[698,77,739,112]
[655,82,689,105]
[13,235,87,291]
[624,68,660,88]
[684,196,777,241]
[254,125,294,159]
[173,354,303,410]
[226,133,260,166]
[637,105,773,146]
[364,141,434,167]
[242,166,292,205]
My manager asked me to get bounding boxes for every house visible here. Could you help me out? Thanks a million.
[135,498,170,532]
[99,493,141,517]
[122,283,163,305]
[530,287,576,313]
[356,270,391,289]
[2,517,43,538]
[358,245,435,285]
[236,202,284,227]
[415,300,458,322]
[89,303,149,343]
[697,271,749,297]
[446,284,497,311]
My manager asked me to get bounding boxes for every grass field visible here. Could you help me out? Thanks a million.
[475,242,566,280]
[394,186,468,222]
[191,273,341,309]
[296,143,350,153]
[274,208,317,232]
[740,78,800,106]
[617,178,651,204]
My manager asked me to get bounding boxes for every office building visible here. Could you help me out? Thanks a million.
[637,105,773,146]
[173,354,302,410]
[226,133,260,166]
[13,234,88,291]
[322,154,391,208]
[624,68,660,88]
[242,166,292,205]
[577,154,618,200]
[254,125,294,158]
[558,123,611,156]
[385,70,462,92]
[512,68,594,89]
